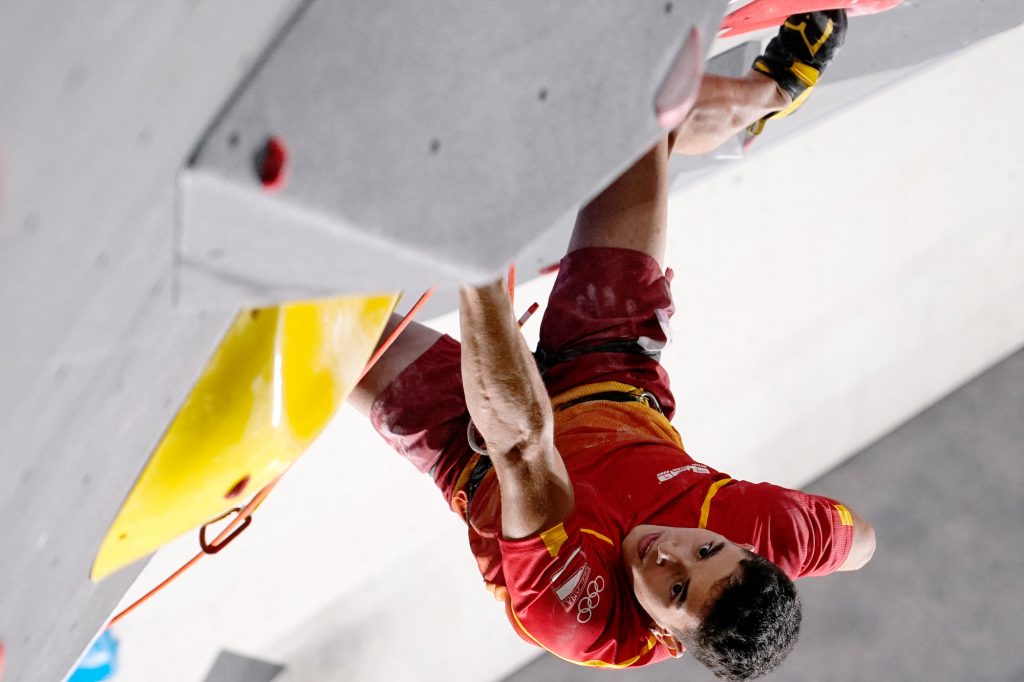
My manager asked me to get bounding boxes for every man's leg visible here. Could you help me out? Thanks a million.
[349,313,475,501]
[540,134,680,414]
[569,135,672,267]
[349,313,442,416]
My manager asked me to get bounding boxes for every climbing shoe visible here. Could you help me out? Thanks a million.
[748,9,848,135]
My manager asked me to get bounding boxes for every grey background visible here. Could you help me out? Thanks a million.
[202,650,284,682]
[506,347,1024,682]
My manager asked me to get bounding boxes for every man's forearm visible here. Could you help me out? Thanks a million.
[459,280,573,538]
[459,280,552,456]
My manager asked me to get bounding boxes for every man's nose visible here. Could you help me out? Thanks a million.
[656,546,681,566]
[656,546,693,569]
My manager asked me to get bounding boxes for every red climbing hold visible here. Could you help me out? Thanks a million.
[720,0,904,38]
[258,136,288,191]
[225,475,250,500]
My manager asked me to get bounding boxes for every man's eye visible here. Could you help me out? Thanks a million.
[671,582,683,597]
[698,543,713,558]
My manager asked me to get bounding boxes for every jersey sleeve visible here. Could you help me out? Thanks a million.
[711,481,855,579]
[496,514,662,668]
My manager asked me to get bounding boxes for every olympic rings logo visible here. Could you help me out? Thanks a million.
[576,575,606,623]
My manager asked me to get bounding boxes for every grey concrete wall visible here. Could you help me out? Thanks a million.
[0,4,300,681]
[176,1,726,309]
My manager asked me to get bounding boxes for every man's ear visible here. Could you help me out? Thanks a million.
[650,624,685,659]
[741,543,755,552]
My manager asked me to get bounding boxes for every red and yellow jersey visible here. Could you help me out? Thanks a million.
[456,382,854,668]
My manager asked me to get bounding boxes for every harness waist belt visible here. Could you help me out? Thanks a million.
[464,390,662,506]
[557,390,662,413]
[534,340,661,375]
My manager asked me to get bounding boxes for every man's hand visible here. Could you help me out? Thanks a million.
[459,279,573,539]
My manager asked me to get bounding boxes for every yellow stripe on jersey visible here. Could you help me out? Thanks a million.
[698,478,733,529]
[540,523,569,557]
[834,504,854,527]
[581,528,614,546]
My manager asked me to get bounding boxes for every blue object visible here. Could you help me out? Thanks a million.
[68,630,118,682]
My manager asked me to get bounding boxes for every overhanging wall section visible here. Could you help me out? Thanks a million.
[176,1,728,309]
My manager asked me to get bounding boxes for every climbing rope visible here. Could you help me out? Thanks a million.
[107,287,437,629]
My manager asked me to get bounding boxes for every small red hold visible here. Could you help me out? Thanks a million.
[720,0,903,37]
[256,136,288,191]
[225,475,250,500]
[0,640,5,681]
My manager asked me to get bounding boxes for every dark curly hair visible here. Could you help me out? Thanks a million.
[676,551,801,680]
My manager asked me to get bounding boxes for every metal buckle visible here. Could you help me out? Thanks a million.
[639,391,663,414]
[467,420,489,457]
[199,507,253,555]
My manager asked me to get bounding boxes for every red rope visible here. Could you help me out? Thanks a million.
[107,288,436,629]
[357,288,436,384]
[108,553,203,629]
[507,262,516,306]
[107,469,284,629]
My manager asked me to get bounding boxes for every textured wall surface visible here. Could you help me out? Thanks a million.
[0,3,300,681]
[176,1,725,308]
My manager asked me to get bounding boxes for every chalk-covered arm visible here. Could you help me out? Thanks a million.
[459,280,574,539]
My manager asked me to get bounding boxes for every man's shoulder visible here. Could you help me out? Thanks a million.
[499,521,664,668]
[708,479,859,579]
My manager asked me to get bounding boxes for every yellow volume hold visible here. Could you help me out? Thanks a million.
[91,293,399,581]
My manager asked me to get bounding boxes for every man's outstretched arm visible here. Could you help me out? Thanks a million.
[459,280,574,539]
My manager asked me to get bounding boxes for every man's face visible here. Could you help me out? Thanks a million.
[622,524,747,634]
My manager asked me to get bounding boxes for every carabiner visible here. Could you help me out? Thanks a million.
[199,507,253,555]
